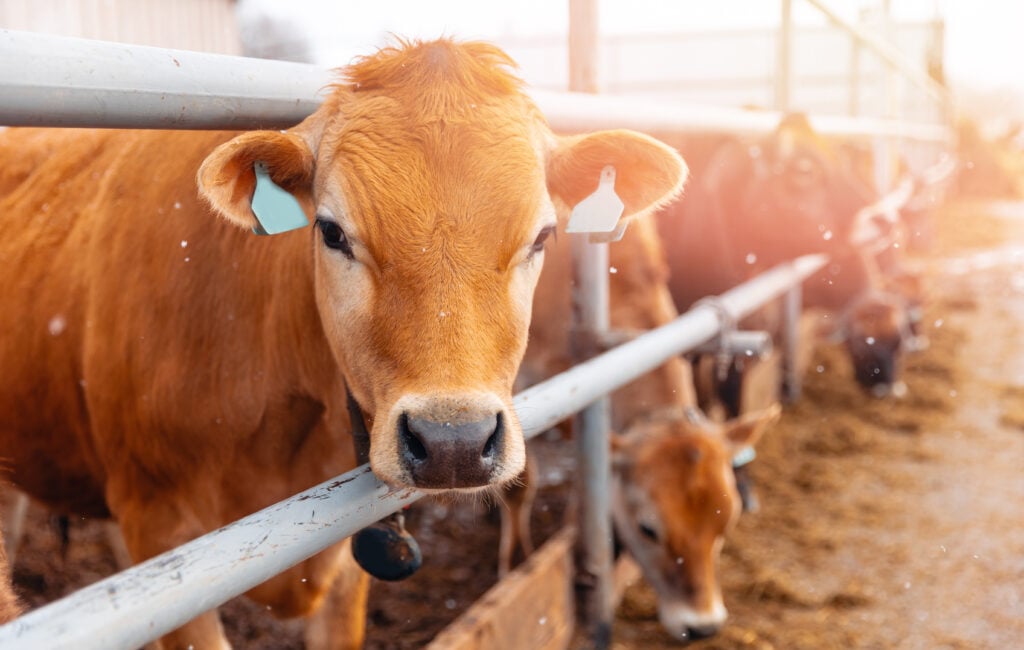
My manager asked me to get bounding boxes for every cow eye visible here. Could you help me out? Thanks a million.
[638,522,659,543]
[529,225,556,257]
[316,218,353,258]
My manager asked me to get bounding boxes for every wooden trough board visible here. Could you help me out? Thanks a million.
[427,528,575,650]
[427,527,645,650]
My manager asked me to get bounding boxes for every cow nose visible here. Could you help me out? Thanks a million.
[398,411,504,488]
[687,623,721,640]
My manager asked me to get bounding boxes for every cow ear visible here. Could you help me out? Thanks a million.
[546,130,688,227]
[198,130,315,232]
[723,403,781,451]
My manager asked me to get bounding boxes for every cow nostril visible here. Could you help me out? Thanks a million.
[687,624,720,640]
[399,414,428,462]
[481,412,503,460]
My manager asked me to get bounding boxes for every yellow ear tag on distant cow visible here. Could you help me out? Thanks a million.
[250,161,309,236]
[566,166,625,236]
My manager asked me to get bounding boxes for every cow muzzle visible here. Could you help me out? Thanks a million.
[378,393,524,490]
[658,600,726,643]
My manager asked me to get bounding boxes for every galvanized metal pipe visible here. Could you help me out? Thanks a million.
[0,29,951,143]
[0,254,827,650]
[0,29,328,129]
[568,0,614,642]
[570,236,614,648]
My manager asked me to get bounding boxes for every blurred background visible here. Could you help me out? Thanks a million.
[2,0,1023,130]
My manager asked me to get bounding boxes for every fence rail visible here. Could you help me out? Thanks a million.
[0,28,951,144]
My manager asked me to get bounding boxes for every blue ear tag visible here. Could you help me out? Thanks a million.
[250,161,309,235]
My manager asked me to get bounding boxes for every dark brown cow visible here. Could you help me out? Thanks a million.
[0,39,686,648]
[658,114,912,405]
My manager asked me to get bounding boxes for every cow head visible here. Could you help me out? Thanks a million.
[725,113,874,263]
[611,405,780,641]
[198,39,686,492]
[843,294,909,397]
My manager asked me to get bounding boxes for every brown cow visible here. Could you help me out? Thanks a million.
[0,39,685,648]
[507,215,780,641]
[658,114,913,406]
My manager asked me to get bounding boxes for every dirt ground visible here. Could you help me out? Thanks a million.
[6,200,1024,649]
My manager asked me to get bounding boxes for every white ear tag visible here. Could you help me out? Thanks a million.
[566,166,624,235]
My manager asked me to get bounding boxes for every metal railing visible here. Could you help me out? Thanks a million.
[0,28,951,143]
[0,27,948,650]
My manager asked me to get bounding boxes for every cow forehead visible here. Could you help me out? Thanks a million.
[326,115,545,263]
[315,39,550,265]
[631,426,729,487]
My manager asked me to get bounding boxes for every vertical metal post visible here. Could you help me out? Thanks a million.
[569,1,612,647]
[570,237,613,648]
[569,0,600,94]
[781,282,802,403]
[775,0,792,112]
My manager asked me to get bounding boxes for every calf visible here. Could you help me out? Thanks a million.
[0,38,686,648]
[509,215,780,641]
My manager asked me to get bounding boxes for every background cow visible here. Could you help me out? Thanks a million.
[506,214,780,641]
[657,113,912,408]
[0,38,686,648]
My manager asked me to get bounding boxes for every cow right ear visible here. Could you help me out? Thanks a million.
[197,130,315,232]
[546,129,688,229]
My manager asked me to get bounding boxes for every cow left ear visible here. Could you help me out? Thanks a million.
[197,130,315,232]
[546,130,688,227]
[723,403,782,451]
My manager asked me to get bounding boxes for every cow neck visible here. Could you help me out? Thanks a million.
[346,387,371,465]
[258,231,339,389]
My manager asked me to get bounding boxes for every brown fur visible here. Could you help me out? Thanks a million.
[0,527,21,624]
[0,38,686,648]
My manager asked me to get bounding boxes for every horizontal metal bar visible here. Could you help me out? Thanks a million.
[0,29,328,129]
[0,29,950,143]
[534,89,951,142]
[0,254,827,650]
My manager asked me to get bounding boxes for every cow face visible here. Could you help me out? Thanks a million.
[611,406,779,641]
[199,39,686,492]
[739,114,874,262]
[844,296,908,397]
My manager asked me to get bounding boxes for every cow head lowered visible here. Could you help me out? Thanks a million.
[611,405,780,641]
[198,39,686,492]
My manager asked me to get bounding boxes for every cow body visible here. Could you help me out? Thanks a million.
[0,39,686,648]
